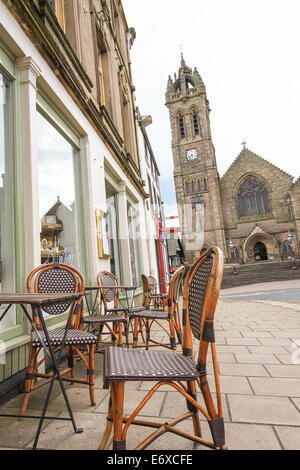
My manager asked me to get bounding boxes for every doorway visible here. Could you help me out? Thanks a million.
[254,241,268,261]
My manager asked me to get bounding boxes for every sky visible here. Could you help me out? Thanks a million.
[122,0,300,217]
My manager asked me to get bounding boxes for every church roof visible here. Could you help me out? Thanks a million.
[221,146,294,182]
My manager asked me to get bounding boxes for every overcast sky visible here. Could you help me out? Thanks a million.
[122,0,300,216]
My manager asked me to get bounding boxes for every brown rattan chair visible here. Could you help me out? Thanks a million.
[132,267,184,351]
[81,271,129,348]
[99,247,226,450]
[147,275,168,310]
[19,263,97,418]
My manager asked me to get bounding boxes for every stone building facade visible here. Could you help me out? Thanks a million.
[0,0,165,391]
[166,57,300,264]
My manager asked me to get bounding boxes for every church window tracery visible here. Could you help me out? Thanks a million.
[237,176,271,218]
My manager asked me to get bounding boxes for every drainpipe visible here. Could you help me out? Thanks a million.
[286,193,299,256]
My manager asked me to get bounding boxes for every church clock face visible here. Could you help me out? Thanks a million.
[186,148,198,161]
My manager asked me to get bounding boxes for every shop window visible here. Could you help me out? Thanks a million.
[0,72,15,329]
[127,202,141,286]
[37,112,80,269]
[106,182,121,281]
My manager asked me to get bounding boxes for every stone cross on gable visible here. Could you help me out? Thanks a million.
[242,141,247,150]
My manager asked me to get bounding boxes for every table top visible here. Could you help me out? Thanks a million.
[85,285,138,292]
[0,292,83,305]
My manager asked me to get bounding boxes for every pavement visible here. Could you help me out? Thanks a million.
[0,281,300,451]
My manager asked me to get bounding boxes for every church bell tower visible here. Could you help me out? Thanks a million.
[165,55,226,262]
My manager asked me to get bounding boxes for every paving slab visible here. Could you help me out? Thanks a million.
[0,407,60,449]
[207,375,253,395]
[249,377,300,396]
[160,391,230,422]
[240,331,273,338]
[219,363,269,377]
[227,395,300,426]
[234,353,281,364]
[264,364,300,378]
[27,411,107,450]
[274,426,300,450]
[226,338,261,346]
[96,390,166,417]
[225,422,282,450]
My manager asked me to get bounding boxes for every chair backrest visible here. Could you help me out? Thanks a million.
[182,247,223,359]
[148,275,157,295]
[97,271,119,308]
[141,274,151,308]
[27,263,85,327]
[167,265,185,308]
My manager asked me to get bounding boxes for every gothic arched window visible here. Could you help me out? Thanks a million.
[191,181,195,193]
[197,179,201,192]
[177,111,185,139]
[190,107,200,136]
[237,176,271,218]
[185,181,190,195]
[203,178,208,191]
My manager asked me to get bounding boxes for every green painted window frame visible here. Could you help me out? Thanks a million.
[35,90,91,324]
[0,42,20,343]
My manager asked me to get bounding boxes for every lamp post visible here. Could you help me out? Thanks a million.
[229,239,238,275]
[287,231,297,270]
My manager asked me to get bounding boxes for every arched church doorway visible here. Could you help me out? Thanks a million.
[254,242,268,261]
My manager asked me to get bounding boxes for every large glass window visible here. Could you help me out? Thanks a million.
[127,202,141,286]
[106,192,121,281]
[37,112,80,269]
[0,72,14,329]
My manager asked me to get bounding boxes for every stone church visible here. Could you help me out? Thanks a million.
[165,56,300,264]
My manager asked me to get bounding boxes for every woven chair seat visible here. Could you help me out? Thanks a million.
[129,309,168,320]
[32,328,97,347]
[81,314,128,324]
[104,346,198,384]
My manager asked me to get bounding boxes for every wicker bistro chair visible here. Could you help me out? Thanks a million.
[147,275,168,310]
[99,247,226,451]
[81,271,128,348]
[129,266,185,352]
[19,263,97,418]
[81,271,144,349]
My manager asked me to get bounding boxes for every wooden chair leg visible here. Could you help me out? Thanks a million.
[145,319,150,350]
[19,345,36,418]
[187,381,202,438]
[133,318,139,348]
[88,345,96,406]
[168,318,177,353]
[99,396,113,450]
[68,346,75,380]
[118,322,123,346]
[111,381,125,450]
[112,323,117,346]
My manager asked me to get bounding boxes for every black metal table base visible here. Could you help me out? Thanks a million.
[0,297,84,450]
